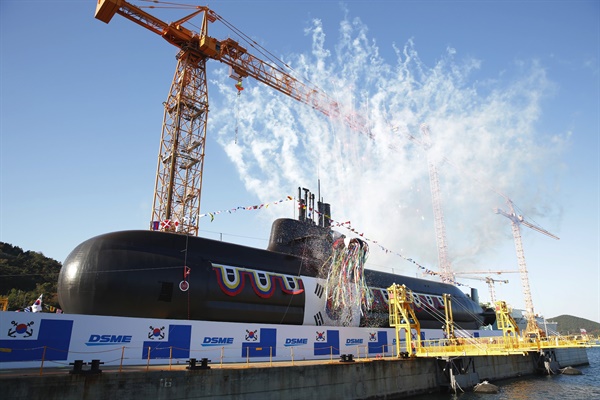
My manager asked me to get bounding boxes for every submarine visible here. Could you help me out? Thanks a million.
[58,188,496,330]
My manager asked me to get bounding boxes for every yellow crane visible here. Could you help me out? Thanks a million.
[387,284,421,357]
[95,0,367,236]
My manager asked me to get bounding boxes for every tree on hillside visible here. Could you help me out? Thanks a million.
[0,242,62,311]
[548,314,600,337]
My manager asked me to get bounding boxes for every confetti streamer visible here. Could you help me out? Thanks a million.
[323,237,373,325]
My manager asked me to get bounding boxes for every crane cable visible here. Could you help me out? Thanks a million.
[234,80,244,143]
[235,91,239,144]
[139,0,200,10]
[408,300,491,349]
[143,0,329,101]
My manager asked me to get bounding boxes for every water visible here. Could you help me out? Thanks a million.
[409,347,600,400]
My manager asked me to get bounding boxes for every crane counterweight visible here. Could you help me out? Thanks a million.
[95,0,122,24]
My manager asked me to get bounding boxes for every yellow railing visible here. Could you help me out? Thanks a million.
[412,334,600,358]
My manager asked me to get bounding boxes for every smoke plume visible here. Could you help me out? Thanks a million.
[209,15,566,276]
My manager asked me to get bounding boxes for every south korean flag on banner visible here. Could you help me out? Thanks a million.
[31,294,43,313]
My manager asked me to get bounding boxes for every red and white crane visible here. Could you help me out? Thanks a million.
[390,123,455,283]
[420,124,453,283]
[495,199,559,337]
[453,270,519,302]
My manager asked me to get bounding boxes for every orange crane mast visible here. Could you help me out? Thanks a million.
[95,0,367,236]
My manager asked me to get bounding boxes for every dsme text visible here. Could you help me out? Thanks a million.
[346,338,364,345]
[203,337,234,345]
[87,334,132,344]
[285,338,308,346]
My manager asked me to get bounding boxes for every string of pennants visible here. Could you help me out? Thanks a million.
[151,196,295,230]
[200,195,295,222]
[153,195,470,288]
[325,215,471,288]
[314,202,472,288]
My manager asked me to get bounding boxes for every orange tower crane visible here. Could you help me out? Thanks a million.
[95,0,367,236]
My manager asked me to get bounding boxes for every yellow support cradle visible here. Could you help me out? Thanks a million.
[388,284,421,357]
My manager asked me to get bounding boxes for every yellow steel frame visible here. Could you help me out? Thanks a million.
[415,297,598,358]
[386,284,599,359]
[388,284,421,357]
[443,293,455,340]
[494,300,521,347]
[414,334,599,358]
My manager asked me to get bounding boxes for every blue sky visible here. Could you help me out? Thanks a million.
[1,1,598,324]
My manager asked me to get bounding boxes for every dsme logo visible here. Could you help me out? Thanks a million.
[285,338,308,347]
[346,338,363,346]
[86,334,132,346]
[202,337,234,347]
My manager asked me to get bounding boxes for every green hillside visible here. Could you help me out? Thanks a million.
[0,242,62,311]
[548,314,600,336]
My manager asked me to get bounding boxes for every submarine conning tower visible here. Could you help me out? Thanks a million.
[267,187,335,264]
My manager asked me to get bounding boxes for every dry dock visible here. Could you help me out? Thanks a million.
[0,347,589,400]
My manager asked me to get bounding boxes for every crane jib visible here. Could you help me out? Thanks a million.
[94,0,370,236]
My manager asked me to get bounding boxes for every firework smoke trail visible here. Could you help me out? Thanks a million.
[209,14,566,276]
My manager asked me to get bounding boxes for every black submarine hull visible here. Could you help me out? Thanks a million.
[58,224,495,330]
